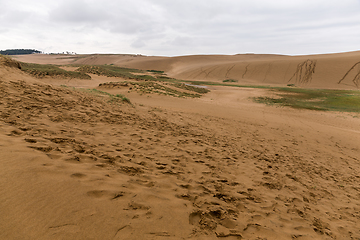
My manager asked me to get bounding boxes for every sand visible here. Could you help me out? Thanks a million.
[15,51,360,89]
[1,54,360,239]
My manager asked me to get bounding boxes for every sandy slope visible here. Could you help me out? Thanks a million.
[1,56,360,240]
[16,51,360,89]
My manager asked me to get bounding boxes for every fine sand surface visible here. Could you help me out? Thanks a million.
[1,55,360,239]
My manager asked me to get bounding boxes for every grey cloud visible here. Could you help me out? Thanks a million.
[131,39,146,48]
[49,0,110,23]
[47,0,166,36]
[1,0,360,55]
[0,7,32,28]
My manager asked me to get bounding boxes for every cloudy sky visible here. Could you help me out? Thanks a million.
[1,0,360,56]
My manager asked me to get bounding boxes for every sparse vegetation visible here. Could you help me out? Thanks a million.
[187,80,271,89]
[16,61,360,112]
[21,63,91,79]
[172,83,210,94]
[77,65,185,83]
[223,79,238,83]
[115,94,131,103]
[99,81,205,98]
[76,65,157,81]
[79,88,130,103]
[147,70,165,74]
[12,62,210,99]
[254,88,360,112]
[156,76,177,81]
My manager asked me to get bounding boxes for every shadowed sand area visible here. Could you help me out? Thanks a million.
[1,54,360,239]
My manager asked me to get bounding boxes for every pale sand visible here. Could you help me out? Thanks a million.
[1,54,360,239]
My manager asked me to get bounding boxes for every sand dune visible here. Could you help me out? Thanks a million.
[114,51,360,89]
[16,51,360,89]
[2,54,360,239]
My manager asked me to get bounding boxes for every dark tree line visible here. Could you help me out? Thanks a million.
[0,49,42,55]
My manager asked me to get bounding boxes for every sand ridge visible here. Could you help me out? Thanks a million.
[1,56,360,239]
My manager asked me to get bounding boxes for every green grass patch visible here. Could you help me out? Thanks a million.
[254,88,360,112]
[223,79,238,83]
[186,80,272,89]
[147,69,164,73]
[21,62,91,79]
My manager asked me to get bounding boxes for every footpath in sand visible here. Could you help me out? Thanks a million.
[1,56,360,239]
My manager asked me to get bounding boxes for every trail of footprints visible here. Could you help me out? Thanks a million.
[18,122,341,239]
[6,119,357,239]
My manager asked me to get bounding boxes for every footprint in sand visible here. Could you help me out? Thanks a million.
[87,189,126,200]
[86,190,111,198]
[114,225,133,239]
[70,173,87,178]
[28,145,53,153]
[189,211,202,225]
[24,138,37,143]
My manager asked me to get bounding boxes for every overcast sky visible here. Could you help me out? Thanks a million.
[1,0,360,56]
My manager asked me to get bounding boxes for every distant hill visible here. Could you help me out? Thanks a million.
[0,49,42,55]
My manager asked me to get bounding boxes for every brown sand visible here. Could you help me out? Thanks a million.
[1,54,360,239]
